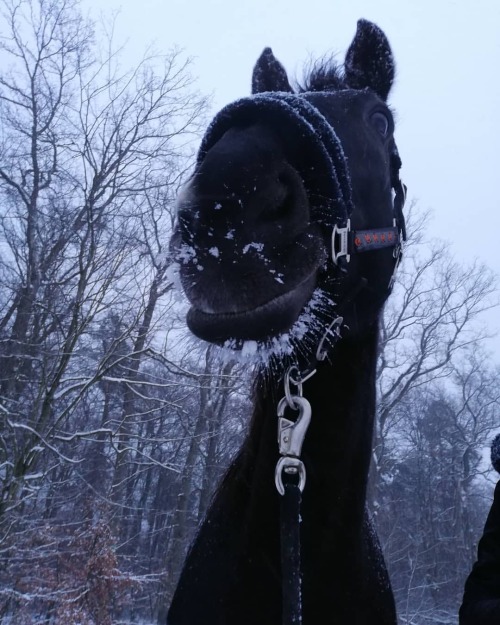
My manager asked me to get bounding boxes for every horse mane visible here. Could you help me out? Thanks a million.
[298,56,346,93]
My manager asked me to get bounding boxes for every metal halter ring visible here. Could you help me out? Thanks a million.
[284,366,303,409]
[275,457,307,495]
[315,316,343,362]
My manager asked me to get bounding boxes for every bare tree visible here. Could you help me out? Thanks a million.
[372,206,498,508]
[0,0,208,619]
[376,371,499,623]
[371,207,500,623]
[0,0,205,510]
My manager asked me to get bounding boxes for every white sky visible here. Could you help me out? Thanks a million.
[82,0,500,351]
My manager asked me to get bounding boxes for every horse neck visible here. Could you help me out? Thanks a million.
[244,323,379,528]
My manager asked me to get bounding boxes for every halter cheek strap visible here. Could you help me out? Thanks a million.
[332,179,407,266]
[332,220,401,264]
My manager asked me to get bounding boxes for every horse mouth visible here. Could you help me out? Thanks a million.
[186,273,318,345]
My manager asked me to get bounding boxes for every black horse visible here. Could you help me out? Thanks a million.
[168,19,405,625]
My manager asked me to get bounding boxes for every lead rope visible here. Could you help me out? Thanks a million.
[275,224,405,624]
[276,369,311,625]
[275,317,344,625]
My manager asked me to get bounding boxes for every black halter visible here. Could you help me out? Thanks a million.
[198,91,406,282]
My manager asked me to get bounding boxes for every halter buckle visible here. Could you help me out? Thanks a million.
[388,241,403,291]
[331,219,351,265]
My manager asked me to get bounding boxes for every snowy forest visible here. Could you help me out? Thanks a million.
[0,0,499,623]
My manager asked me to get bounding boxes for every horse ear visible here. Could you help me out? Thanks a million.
[344,19,395,101]
[252,48,293,94]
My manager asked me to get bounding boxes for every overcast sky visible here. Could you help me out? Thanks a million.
[82,0,500,350]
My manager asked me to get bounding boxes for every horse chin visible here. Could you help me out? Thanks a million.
[186,273,323,351]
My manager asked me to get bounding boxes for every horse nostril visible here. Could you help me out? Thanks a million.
[277,169,295,194]
[263,164,309,227]
[273,178,291,217]
[259,170,294,222]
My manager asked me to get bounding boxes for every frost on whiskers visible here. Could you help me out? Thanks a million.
[164,262,185,303]
[217,288,336,368]
[177,243,197,264]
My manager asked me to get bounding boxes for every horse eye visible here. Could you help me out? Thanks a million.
[371,111,390,137]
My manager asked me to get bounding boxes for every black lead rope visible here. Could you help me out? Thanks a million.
[280,479,303,625]
[277,261,403,625]
[276,277,373,625]
[275,385,311,625]
[275,288,361,625]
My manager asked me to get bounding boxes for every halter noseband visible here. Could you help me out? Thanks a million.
[198,91,407,289]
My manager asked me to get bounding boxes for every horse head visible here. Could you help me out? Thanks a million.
[172,19,405,360]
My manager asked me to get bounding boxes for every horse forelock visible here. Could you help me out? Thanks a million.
[298,57,346,93]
